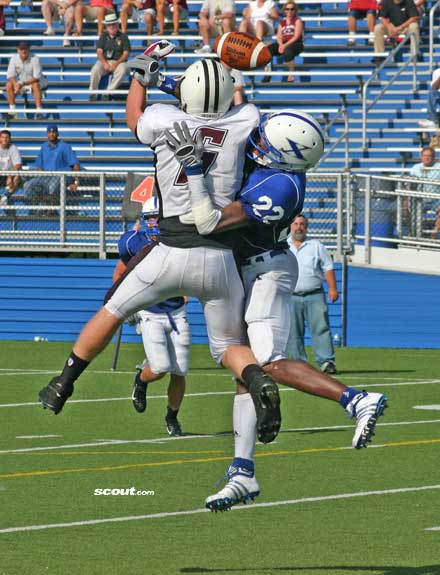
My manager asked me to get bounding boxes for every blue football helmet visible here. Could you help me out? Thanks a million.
[247,110,325,173]
[142,196,160,238]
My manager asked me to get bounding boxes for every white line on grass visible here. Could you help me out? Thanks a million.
[425,526,440,531]
[16,435,62,439]
[1,379,440,409]
[413,405,440,411]
[0,484,439,534]
[1,419,440,454]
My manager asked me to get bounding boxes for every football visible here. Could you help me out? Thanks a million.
[213,32,272,71]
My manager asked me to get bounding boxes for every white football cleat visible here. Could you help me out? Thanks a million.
[143,40,176,60]
[346,391,388,449]
[205,466,260,512]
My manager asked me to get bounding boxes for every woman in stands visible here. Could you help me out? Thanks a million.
[239,0,279,41]
[266,1,303,82]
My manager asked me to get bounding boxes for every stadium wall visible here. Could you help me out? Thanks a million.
[345,265,440,348]
[0,258,437,348]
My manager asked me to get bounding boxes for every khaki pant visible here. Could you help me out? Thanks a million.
[89,60,127,91]
[374,21,420,55]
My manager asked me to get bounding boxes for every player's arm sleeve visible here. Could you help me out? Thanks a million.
[185,168,249,234]
[135,106,157,145]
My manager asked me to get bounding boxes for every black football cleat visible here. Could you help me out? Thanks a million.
[38,377,73,414]
[165,414,183,437]
[248,372,281,444]
[132,371,148,413]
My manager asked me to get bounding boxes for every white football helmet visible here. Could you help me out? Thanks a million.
[179,59,234,120]
[248,110,325,172]
[142,196,160,236]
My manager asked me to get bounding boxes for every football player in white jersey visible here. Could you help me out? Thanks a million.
[38,46,282,448]
[114,197,189,437]
[167,111,388,511]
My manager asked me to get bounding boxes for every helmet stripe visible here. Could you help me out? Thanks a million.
[201,59,210,114]
[271,112,324,145]
[212,61,220,113]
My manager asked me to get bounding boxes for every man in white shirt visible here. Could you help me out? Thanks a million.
[0,129,22,205]
[288,214,339,374]
[6,42,45,120]
[418,67,440,129]
[195,0,235,54]
[407,146,440,236]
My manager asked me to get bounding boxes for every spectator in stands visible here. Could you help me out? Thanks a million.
[407,146,440,235]
[419,67,440,130]
[0,0,9,36]
[120,0,157,37]
[195,0,235,54]
[265,1,303,82]
[24,124,80,207]
[6,42,45,120]
[0,130,22,206]
[74,0,115,36]
[239,0,279,40]
[155,0,188,35]
[288,214,339,375]
[41,0,79,44]
[373,0,420,64]
[347,0,378,46]
[89,13,131,101]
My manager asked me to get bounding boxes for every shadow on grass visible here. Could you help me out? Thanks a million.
[282,428,346,436]
[181,565,440,575]
[338,369,415,375]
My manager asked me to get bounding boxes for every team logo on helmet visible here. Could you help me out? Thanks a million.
[248,110,325,172]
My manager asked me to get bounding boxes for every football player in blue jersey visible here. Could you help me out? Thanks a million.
[113,197,190,436]
[166,110,388,511]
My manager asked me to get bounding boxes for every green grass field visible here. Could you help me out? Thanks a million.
[0,341,439,575]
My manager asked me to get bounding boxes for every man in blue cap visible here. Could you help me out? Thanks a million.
[24,124,81,211]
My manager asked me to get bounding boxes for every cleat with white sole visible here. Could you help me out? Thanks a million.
[346,391,388,449]
[205,466,260,512]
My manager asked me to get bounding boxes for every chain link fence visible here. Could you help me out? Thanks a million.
[0,170,141,257]
[1,170,439,258]
[352,173,440,253]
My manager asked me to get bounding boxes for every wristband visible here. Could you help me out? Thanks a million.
[157,75,177,95]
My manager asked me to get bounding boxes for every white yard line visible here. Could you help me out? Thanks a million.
[1,419,439,455]
[425,526,440,531]
[0,484,438,534]
[16,435,62,439]
[1,379,440,409]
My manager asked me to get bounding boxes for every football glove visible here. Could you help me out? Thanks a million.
[164,121,204,167]
[142,40,176,61]
[126,54,160,87]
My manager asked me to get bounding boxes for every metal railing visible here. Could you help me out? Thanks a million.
[1,170,439,261]
[313,102,350,172]
[362,32,417,149]
[429,0,440,73]
[352,173,440,264]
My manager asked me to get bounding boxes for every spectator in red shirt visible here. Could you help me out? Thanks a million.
[266,2,303,82]
[74,0,115,36]
[347,0,378,46]
[120,0,157,37]
[156,0,188,35]
[0,0,10,36]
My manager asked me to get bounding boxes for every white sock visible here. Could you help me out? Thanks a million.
[233,393,257,462]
